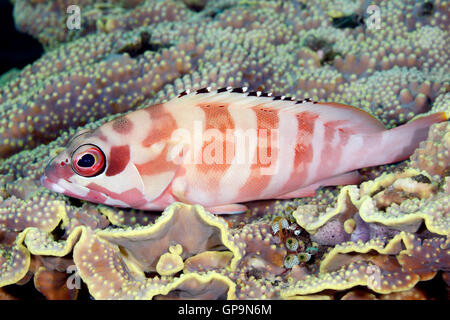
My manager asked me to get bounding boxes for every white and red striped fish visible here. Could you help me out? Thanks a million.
[41,87,448,214]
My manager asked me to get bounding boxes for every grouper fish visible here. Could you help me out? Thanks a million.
[41,87,448,214]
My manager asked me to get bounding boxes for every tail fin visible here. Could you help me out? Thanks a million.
[363,112,448,167]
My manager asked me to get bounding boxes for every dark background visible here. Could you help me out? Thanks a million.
[0,0,43,75]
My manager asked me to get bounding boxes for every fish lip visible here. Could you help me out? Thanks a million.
[40,175,46,187]
[40,174,59,192]
[40,174,70,194]
[40,174,55,189]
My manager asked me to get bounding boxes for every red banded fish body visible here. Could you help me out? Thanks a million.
[41,86,448,214]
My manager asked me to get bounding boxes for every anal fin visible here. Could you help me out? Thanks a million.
[319,170,361,187]
[275,184,319,199]
[275,170,361,199]
[206,204,248,215]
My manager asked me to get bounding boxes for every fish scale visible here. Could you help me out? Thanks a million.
[41,87,448,214]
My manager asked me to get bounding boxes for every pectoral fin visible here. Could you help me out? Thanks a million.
[140,171,176,202]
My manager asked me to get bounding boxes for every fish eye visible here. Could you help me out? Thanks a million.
[71,144,106,177]
[78,153,95,167]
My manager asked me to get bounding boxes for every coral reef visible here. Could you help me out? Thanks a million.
[0,0,449,299]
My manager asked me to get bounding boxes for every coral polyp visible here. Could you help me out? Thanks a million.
[0,0,448,300]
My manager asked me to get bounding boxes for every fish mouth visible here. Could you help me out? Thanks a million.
[40,174,90,198]
[40,174,129,208]
[40,175,67,194]
[41,157,93,199]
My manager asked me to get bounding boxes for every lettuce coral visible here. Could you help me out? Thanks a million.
[0,0,448,300]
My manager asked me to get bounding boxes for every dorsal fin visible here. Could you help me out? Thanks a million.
[177,86,314,104]
[171,86,385,133]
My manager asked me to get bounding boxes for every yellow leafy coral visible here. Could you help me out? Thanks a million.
[0,0,449,300]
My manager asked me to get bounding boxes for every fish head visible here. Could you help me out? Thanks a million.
[40,126,146,208]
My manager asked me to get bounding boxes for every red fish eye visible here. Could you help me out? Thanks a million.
[72,145,106,177]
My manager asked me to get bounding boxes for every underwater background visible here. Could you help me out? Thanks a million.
[0,0,449,300]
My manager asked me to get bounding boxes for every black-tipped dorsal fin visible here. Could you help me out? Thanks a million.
[171,86,384,133]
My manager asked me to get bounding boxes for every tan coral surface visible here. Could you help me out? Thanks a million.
[0,0,449,299]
